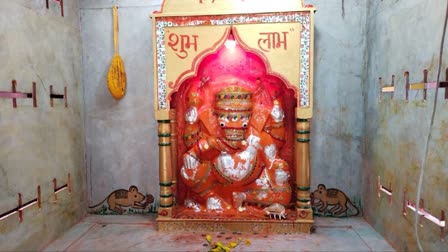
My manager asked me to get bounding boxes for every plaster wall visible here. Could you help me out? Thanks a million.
[363,0,448,250]
[79,0,162,206]
[0,0,86,250]
[80,0,367,214]
[308,0,367,207]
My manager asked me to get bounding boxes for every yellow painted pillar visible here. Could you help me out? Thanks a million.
[295,118,313,221]
[157,119,174,218]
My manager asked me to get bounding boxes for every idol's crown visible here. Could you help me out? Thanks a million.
[214,85,253,112]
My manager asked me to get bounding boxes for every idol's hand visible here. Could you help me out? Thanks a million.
[246,135,261,148]
[183,153,199,169]
[271,104,285,122]
[185,106,198,123]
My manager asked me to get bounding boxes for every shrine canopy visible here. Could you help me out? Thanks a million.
[152,0,316,119]
[155,0,314,16]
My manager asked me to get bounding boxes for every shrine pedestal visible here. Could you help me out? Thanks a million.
[156,206,314,233]
[157,218,313,233]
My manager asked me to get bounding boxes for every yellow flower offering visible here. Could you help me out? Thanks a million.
[204,233,249,252]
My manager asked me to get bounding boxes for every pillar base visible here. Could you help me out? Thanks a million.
[295,208,314,221]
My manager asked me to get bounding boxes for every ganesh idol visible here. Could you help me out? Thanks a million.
[180,77,292,213]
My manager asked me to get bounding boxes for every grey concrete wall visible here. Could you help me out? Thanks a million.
[0,0,86,250]
[363,0,448,250]
[80,0,162,206]
[308,0,367,207]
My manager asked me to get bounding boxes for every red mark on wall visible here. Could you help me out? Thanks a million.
[167,33,199,59]
[258,32,289,52]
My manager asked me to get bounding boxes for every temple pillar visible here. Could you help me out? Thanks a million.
[157,119,174,218]
[295,118,313,221]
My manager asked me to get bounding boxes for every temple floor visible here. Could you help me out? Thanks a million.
[43,215,395,251]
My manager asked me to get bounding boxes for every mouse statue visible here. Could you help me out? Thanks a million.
[180,79,292,213]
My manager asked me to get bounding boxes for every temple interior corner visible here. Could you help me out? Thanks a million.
[1,0,447,251]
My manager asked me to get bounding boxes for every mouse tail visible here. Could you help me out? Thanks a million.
[88,197,107,209]
[347,199,360,216]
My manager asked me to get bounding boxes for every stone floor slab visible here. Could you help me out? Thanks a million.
[43,215,396,251]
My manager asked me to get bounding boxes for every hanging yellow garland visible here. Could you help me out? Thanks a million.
[107,5,126,99]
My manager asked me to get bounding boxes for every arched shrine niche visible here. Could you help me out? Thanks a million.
[170,34,298,215]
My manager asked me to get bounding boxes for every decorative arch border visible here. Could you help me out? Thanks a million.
[154,12,311,109]
[166,27,231,100]
[231,26,299,101]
